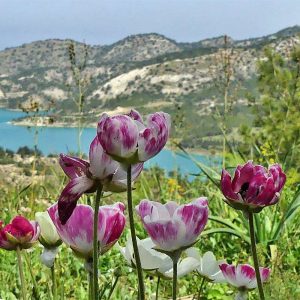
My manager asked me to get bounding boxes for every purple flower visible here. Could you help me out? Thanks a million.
[58,136,143,224]
[219,263,271,290]
[97,110,171,164]
[221,161,286,212]
[0,216,40,250]
[136,198,208,252]
[48,202,126,259]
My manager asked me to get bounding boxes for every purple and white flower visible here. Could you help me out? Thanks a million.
[48,202,126,259]
[219,263,270,290]
[58,136,143,224]
[221,161,286,212]
[136,198,208,252]
[97,110,171,164]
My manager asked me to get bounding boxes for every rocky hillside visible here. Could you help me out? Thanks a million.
[0,26,299,149]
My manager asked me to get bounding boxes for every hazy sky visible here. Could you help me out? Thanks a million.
[0,0,299,50]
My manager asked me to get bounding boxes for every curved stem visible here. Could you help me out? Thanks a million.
[16,246,27,300]
[51,264,57,300]
[107,275,120,299]
[248,212,265,300]
[155,276,160,300]
[172,259,178,300]
[127,165,145,300]
[93,185,103,300]
[197,277,205,300]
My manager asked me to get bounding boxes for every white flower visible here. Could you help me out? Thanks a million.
[40,247,60,268]
[35,211,61,248]
[185,248,226,283]
[118,237,200,279]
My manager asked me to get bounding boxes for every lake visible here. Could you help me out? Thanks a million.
[0,109,219,178]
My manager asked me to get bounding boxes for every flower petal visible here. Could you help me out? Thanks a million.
[128,109,144,124]
[97,113,139,160]
[173,198,208,246]
[89,136,119,179]
[98,202,126,253]
[221,170,240,201]
[48,203,94,258]
[269,164,286,192]
[58,176,94,224]
[137,112,171,162]
[59,154,89,179]
[231,161,257,193]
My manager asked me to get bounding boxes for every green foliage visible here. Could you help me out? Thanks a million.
[240,46,300,171]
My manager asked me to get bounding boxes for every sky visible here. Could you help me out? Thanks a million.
[0,0,299,50]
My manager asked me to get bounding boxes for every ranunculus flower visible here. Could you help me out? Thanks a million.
[48,202,126,259]
[185,248,226,283]
[58,136,143,224]
[219,263,271,290]
[0,216,40,250]
[97,110,171,164]
[118,237,199,279]
[136,198,208,253]
[221,161,286,212]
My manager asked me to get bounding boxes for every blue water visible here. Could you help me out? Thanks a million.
[0,109,218,178]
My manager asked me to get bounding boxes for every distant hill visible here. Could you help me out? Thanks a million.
[0,26,299,149]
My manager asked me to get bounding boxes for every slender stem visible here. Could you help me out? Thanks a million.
[51,264,57,300]
[89,271,93,300]
[107,275,120,299]
[93,185,103,300]
[197,277,205,300]
[248,212,265,300]
[16,246,27,300]
[155,276,160,300]
[172,259,178,300]
[23,251,39,298]
[127,165,145,300]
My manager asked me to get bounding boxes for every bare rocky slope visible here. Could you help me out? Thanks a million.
[0,26,299,149]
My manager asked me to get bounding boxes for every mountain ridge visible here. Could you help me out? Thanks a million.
[0,25,299,149]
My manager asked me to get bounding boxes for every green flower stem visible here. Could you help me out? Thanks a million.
[51,264,57,300]
[93,184,103,300]
[107,275,120,299]
[127,164,145,300]
[248,212,265,300]
[197,277,205,300]
[89,271,93,300]
[23,251,39,298]
[16,246,27,300]
[155,276,160,300]
[172,258,178,300]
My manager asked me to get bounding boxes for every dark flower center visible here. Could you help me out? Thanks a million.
[239,182,249,198]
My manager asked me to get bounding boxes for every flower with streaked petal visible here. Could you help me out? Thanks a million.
[185,248,226,282]
[221,161,286,212]
[136,198,208,253]
[97,109,171,164]
[118,237,200,279]
[48,202,126,259]
[0,216,40,251]
[58,136,143,224]
[219,263,271,290]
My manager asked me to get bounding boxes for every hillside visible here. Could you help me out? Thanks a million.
[0,26,299,149]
